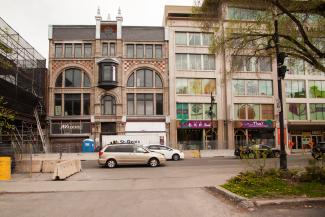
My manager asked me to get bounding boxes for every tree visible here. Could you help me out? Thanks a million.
[195,0,325,72]
[0,96,15,138]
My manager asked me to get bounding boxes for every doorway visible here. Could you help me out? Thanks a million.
[235,130,246,148]
[291,135,302,149]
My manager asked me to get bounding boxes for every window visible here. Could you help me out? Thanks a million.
[127,44,134,58]
[287,103,307,120]
[190,104,203,120]
[309,80,325,98]
[110,43,116,56]
[175,32,187,45]
[203,55,215,70]
[145,45,153,58]
[259,80,273,96]
[176,54,215,70]
[310,104,325,120]
[246,80,258,96]
[128,70,162,88]
[55,73,63,87]
[155,73,163,88]
[189,33,201,46]
[127,73,134,87]
[176,54,188,70]
[54,94,62,116]
[102,43,108,56]
[189,54,201,70]
[101,65,116,82]
[83,93,90,115]
[84,74,90,87]
[232,79,272,96]
[286,58,305,75]
[232,56,271,72]
[156,93,163,115]
[176,103,216,120]
[155,45,162,58]
[55,44,62,58]
[234,104,274,120]
[64,44,73,58]
[101,95,116,115]
[285,80,306,98]
[176,103,189,120]
[136,94,153,115]
[74,44,82,58]
[65,69,82,87]
[127,94,134,115]
[136,45,144,58]
[258,57,272,72]
[84,44,92,58]
[227,7,267,21]
[176,78,216,95]
[64,94,81,115]
[202,33,213,46]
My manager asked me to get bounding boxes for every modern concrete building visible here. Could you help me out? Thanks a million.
[164,3,325,151]
[47,9,169,152]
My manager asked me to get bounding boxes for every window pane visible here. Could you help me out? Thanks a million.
[259,57,272,72]
[65,69,81,87]
[136,45,144,58]
[259,80,267,96]
[127,94,134,115]
[202,33,213,46]
[83,93,90,115]
[232,56,245,71]
[261,104,274,120]
[55,73,63,87]
[84,44,92,58]
[190,104,203,120]
[203,55,215,70]
[136,94,145,115]
[102,43,108,56]
[176,54,188,70]
[189,54,201,70]
[156,94,163,115]
[103,65,113,81]
[155,73,163,88]
[287,103,307,120]
[145,70,153,87]
[145,94,153,115]
[233,80,245,96]
[202,79,216,94]
[175,32,187,45]
[176,79,188,94]
[188,79,202,94]
[110,43,115,56]
[176,103,189,120]
[83,73,90,87]
[145,45,153,58]
[246,80,258,96]
[75,44,82,58]
[127,73,134,87]
[247,104,259,120]
[127,45,134,58]
[64,94,81,116]
[155,45,162,58]
[136,70,145,87]
[55,44,62,58]
[64,44,73,58]
[189,32,201,46]
[234,104,246,119]
[204,103,216,120]
[102,95,115,115]
[54,94,62,116]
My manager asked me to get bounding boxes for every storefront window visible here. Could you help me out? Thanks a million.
[176,103,189,120]
[203,104,217,120]
[247,104,260,120]
[287,103,307,120]
[190,104,203,120]
[235,104,273,120]
[310,103,325,120]
[234,104,246,119]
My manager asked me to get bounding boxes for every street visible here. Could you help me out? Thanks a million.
[1,155,324,217]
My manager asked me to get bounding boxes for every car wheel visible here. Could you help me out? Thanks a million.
[312,151,322,160]
[106,159,117,168]
[274,152,280,158]
[172,154,180,161]
[148,158,159,167]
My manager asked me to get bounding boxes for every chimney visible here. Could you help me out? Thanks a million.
[116,7,123,39]
[95,6,102,39]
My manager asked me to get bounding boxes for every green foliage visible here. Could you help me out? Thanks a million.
[300,159,325,183]
[0,96,15,135]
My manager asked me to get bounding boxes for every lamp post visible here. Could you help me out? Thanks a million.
[274,16,287,170]
[209,92,215,147]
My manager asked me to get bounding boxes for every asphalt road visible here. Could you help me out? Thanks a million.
[1,155,324,217]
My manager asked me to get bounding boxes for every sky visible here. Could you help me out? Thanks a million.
[0,0,195,60]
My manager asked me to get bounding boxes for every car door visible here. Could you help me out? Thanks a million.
[159,146,173,159]
[131,146,150,164]
[114,145,134,165]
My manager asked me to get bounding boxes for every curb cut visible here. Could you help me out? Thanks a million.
[205,186,325,210]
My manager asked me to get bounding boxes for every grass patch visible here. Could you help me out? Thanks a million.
[221,169,325,198]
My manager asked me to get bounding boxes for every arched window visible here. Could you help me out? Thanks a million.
[55,68,91,87]
[127,69,163,88]
[101,95,116,115]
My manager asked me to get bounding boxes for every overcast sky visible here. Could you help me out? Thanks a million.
[0,0,194,60]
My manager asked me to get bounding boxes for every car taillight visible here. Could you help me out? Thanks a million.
[99,151,104,157]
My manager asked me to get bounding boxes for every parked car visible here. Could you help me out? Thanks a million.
[144,145,185,161]
[98,144,166,168]
[311,142,325,160]
[235,144,280,159]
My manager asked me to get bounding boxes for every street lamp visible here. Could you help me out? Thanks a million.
[209,92,215,147]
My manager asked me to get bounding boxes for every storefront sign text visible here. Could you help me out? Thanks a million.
[179,120,213,129]
[240,121,273,128]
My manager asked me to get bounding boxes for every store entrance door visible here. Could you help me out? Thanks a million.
[235,130,246,148]
[311,135,321,146]
[291,135,302,149]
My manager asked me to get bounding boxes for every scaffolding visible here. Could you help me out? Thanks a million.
[0,16,47,159]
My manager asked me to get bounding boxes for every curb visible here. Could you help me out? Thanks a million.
[205,186,325,210]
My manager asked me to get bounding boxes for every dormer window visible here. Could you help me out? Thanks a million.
[98,58,119,89]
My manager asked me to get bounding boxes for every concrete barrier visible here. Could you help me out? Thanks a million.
[42,160,63,173]
[183,150,201,158]
[15,160,42,173]
[200,149,235,158]
[52,160,81,180]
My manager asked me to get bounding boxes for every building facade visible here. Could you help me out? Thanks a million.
[47,9,169,152]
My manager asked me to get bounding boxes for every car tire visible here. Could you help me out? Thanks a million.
[148,158,159,167]
[106,159,117,168]
[172,154,180,161]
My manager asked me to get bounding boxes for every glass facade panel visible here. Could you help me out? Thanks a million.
[176,54,188,70]
[175,32,187,45]
[155,73,163,88]
[188,79,202,94]
[233,80,245,96]
[202,79,216,94]
[246,80,258,96]
[287,103,307,120]
[190,104,203,120]
[310,104,325,120]
[136,69,145,87]
[203,55,215,70]
[286,80,306,98]
[176,79,188,94]
[110,43,116,56]
[261,104,274,120]
[202,33,213,46]
[127,73,134,87]
[127,45,134,58]
[55,44,62,58]
[136,45,144,58]
[176,103,189,120]
[309,80,325,98]
[155,45,162,58]
[145,45,153,58]
[189,32,201,46]
[64,44,73,58]
[84,44,92,58]
[259,57,272,72]
[65,69,81,87]
[102,95,116,115]
[234,104,246,120]
[144,70,153,87]
[189,54,201,70]
[136,94,145,115]
[247,104,260,120]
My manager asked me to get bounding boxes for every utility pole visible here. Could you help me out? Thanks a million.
[209,92,215,147]
[274,15,287,170]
